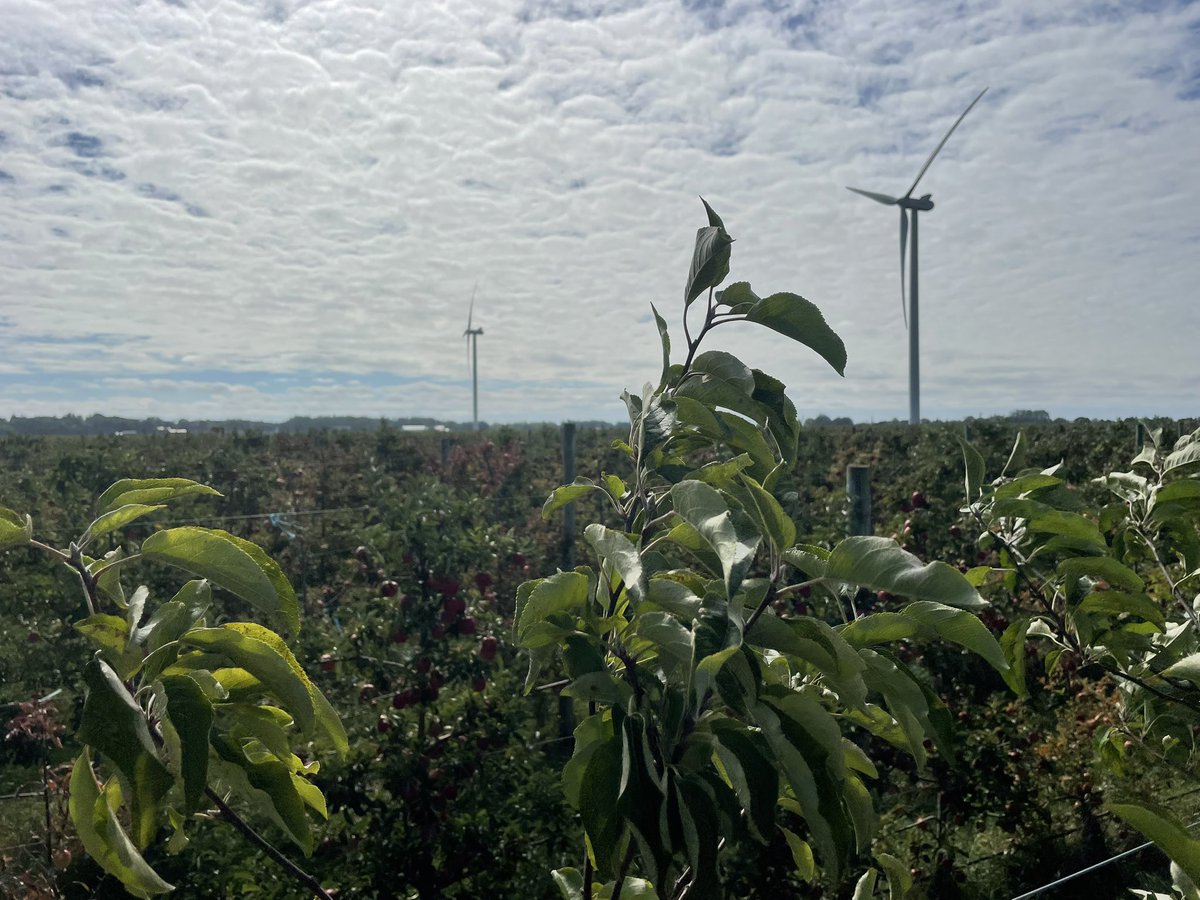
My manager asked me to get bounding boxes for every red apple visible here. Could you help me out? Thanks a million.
[429,670,445,690]
[910,490,927,509]
[376,715,392,734]
[390,628,408,645]
[354,545,370,562]
[459,616,477,635]
[399,594,414,611]
[358,682,377,702]
[415,657,432,674]
[471,675,487,692]
[479,635,498,661]
[320,653,336,673]
[474,572,493,591]
[381,580,399,598]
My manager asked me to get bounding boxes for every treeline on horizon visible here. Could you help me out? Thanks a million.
[0,408,1164,438]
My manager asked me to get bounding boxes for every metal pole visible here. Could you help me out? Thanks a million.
[847,465,872,536]
[909,210,920,425]
[561,422,577,570]
[471,335,479,431]
[559,421,578,747]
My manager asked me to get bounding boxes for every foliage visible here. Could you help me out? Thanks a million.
[0,479,345,898]
[518,200,1007,898]
[963,423,1200,893]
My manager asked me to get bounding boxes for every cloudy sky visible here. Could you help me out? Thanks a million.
[1,0,1197,425]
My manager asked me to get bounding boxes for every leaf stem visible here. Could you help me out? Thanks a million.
[205,786,335,900]
[611,842,636,900]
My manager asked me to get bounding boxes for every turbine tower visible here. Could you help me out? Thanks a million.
[463,283,483,431]
[847,87,987,425]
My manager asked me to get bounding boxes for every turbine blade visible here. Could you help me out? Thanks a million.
[464,280,478,335]
[846,186,900,205]
[899,207,909,329]
[905,87,988,198]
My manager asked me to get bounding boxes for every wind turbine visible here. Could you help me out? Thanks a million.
[463,282,483,431]
[847,87,987,425]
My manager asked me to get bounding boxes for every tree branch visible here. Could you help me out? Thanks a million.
[206,787,334,900]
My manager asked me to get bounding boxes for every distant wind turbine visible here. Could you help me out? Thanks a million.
[847,87,988,425]
[463,282,483,431]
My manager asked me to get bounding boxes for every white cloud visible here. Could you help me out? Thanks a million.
[0,0,1197,424]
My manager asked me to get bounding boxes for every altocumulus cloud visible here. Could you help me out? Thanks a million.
[0,0,1197,423]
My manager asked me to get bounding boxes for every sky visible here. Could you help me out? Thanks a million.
[1,0,1198,425]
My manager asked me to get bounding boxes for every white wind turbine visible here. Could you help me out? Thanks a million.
[463,282,483,431]
[847,87,988,425]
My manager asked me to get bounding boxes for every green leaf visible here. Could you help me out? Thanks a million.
[651,303,672,388]
[544,478,600,520]
[732,474,796,554]
[160,675,212,812]
[180,625,315,736]
[859,650,933,770]
[747,614,867,708]
[700,196,725,229]
[717,281,760,315]
[69,753,175,898]
[753,695,852,880]
[853,869,880,900]
[552,868,584,900]
[211,738,314,855]
[840,612,921,648]
[1109,801,1200,887]
[1161,654,1200,687]
[0,506,33,549]
[742,291,847,377]
[1078,591,1166,629]
[516,571,591,645]
[670,480,760,600]
[141,527,298,634]
[684,223,734,307]
[82,504,166,545]
[1165,432,1200,476]
[844,772,878,851]
[635,611,695,676]
[98,477,220,513]
[675,350,763,424]
[712,725,778,843]
[958,436,985,502]
[999,617,1031,698]
[585,525,646,604]
[77,659,174,849]
[876,852,913,899]
[751,368,801,466]
[825,536,986,610]
[564,671,634,708]
[139,580,213,653]
[1000,431,1028,478]
[1058,556,1145,593]
[781,829,815,883]
[74,614,142,679]
[899,602,1008,674]
[579,733,626,877]
[993,473,1062,499]
[1026,510,1108,554]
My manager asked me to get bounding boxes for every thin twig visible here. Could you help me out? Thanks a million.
[611,842,637,900]
[205,787,334,900]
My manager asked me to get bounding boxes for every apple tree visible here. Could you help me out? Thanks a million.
[0,479,346,898]
[517,200,1013,898]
